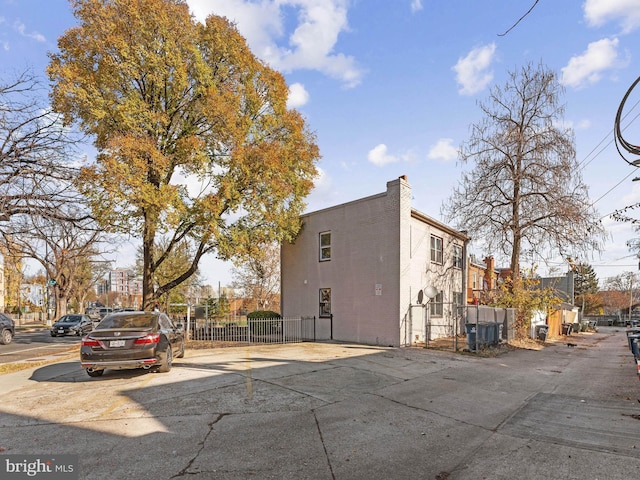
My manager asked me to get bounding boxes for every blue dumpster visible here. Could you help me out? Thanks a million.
[478,323,491,345]
[467,322,502,349]
[482,322,503,344]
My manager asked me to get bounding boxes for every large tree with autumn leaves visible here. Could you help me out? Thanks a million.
[48,0,320,310]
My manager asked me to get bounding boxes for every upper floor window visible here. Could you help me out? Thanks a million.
[430,235,443,264]
[320,231,331,261]
[453,245,463,269]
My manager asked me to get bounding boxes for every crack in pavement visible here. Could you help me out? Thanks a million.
[171,413,228,478]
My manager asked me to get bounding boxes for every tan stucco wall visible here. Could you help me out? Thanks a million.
[281,177,465,346]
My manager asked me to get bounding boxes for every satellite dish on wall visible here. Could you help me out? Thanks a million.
[417,290,424,304]
[424,286,438,299]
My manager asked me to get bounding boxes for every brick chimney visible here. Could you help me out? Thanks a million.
[484,256,495,291]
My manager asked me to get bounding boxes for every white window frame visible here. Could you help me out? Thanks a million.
[453,245,463,269]
[429,291,444,317]
[319,231,331,261]
[430,235,443,264]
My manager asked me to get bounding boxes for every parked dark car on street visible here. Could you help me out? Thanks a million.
[80,311,185,377]
[0,312,15,345]
[50,314,94,337]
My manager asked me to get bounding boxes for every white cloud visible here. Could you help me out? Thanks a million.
[287,82,310,108]
[577,119,592,130]
[306,165,335,209]
[560,37,626,88]
[584,0,640,33]
[13,21,45,42]
[187,0,364,88]
[410,0,423,13]
[1,41,8,52]
[368,144,398,167]
[427,138,458,162]
[452,43,497,96]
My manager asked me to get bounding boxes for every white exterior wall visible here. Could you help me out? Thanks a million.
[403,213,465,344]
[281,177,467,347]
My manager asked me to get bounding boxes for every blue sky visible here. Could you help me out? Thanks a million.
[2,0,640,286]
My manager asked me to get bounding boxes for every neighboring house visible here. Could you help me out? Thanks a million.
[467,255,511,304]
[281,176,469,347]
[539,271,575,305]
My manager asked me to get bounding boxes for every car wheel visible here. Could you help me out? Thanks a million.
[50,332,56,337]
[0,328,13,345]
[157,345,172,373]
[176,341,185,358]
[86,369,104,377]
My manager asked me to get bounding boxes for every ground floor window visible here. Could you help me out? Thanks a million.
[429,291,443,317]
[320,288,331,317]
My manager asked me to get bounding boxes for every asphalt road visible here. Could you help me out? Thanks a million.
[1,327,639,480]
[0,330,79,364]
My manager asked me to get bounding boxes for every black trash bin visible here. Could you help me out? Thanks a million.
[561,323,572,335]
[631,337,640,358]
[465,324,477,350]
[626,329,640,350]
[629,335,640,357]
[535,325,549,341]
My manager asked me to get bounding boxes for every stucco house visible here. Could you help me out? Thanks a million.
[281,176,470,347]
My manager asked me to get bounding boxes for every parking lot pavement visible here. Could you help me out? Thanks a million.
[1,327,639,479]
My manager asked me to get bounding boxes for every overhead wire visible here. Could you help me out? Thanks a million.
[614,74,640,163]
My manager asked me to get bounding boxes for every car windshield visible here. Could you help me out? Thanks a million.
[61,316,81,323]
[96,314,157,330]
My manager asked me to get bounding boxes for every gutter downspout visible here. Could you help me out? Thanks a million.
[461,232,470,352]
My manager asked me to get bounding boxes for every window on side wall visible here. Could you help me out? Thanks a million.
[430,235,443,264]
[320,231,331,261]
[429,291,443,317]
[453,291,463,306]
[453,245,463,269]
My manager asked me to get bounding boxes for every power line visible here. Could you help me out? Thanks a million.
[594,169,638,210]
[615,74,640,162]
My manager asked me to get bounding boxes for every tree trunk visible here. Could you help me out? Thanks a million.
[142,213,156,311]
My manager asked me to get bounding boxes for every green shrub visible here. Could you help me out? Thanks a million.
[247,310,280,319]
[247,311,281,335]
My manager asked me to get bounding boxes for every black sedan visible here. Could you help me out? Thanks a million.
[0,312,14,345]
[80,311,184,377]
[50,314,94,337]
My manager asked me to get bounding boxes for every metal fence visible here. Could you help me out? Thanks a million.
[404,302,463,351]
[184,316,317,347]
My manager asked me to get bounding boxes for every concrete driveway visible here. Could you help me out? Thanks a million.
[1,327,639,479]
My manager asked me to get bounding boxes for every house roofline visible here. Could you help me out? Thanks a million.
[300,192,387,219]
[411,209,470,242]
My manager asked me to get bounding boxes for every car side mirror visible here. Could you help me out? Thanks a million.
[175,323,184,330]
